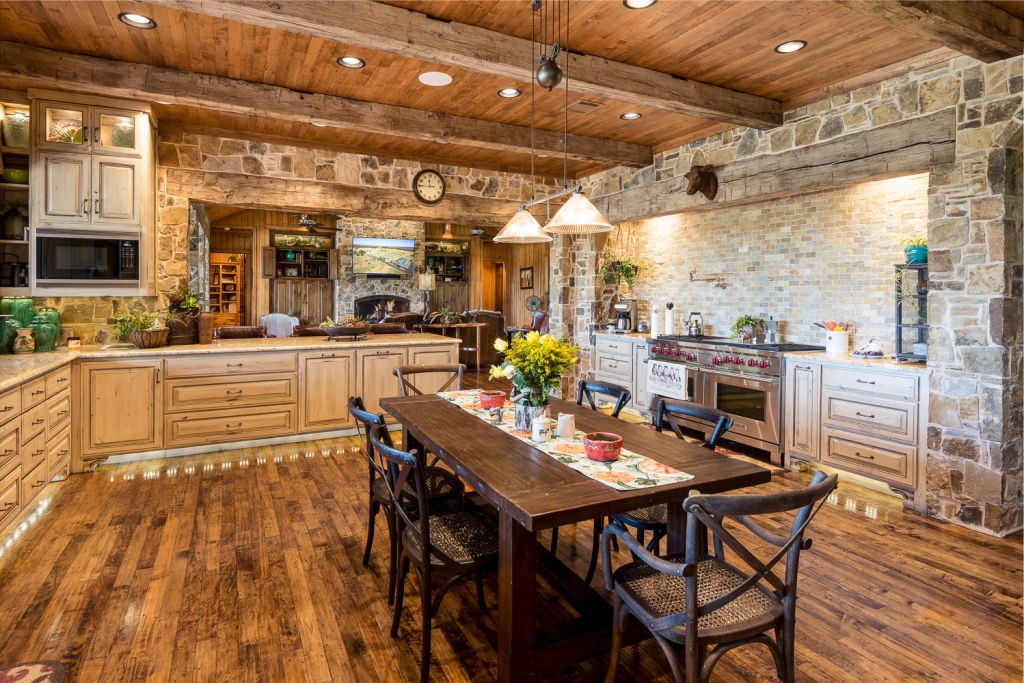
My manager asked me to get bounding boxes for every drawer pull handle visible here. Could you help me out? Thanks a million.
[33,449,45,456]
[853,451,875,460]
[32,480,45,488]
[321,353,336,358]
[58,410,68,416]
[855,412,875,419]
[58,450,68,456]
[1,502,14,511]
[856,379,876,385]
[226,422,243,428]
[57,377,68,383]
[226,363,243,367]
[794,365,812,370]
[32,419,44,426]
[1,406,12,412]
[2,449,12,455]
[226,390,243,395]
[32,390,45,396]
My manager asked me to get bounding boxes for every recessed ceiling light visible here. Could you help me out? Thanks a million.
[537,153,548,157]
[435,139,449,145]
[419,71,453,87]
[118,12,156,29]
[623,0,657,8]
[774,40,807,54]
[498,88,522,98]
[337,56,365,69]
[310,120,327,127]
[620,112,642,120]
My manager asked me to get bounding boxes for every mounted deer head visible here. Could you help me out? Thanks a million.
[683,165,718,201]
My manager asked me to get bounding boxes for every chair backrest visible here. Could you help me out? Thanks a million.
[382,312,423,330]
[656,399,733,449]
[347,395,393,478]
[530,310,550,333]
[394,364,465,396]
[577,378,631,418]
[259,313,298,339]
[292,324,329,337]
[214,325,268,339]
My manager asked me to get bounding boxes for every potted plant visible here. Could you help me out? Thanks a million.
[731,314,765,341]
[115,308,169,349]
[600,252,645,288]
[167,285,201,345]
[428,308,462,324]
[491,332,580,431]
[897,234,927,264]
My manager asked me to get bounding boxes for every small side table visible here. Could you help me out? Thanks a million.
[420,322,487,371]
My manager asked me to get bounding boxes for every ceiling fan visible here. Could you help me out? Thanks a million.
[295,213,339,233]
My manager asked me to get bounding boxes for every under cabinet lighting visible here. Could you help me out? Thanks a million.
[118,12,156,29]
[498,88,522,98]
[623,0,657,8]
[774,40,807,54]
[338,56,365,69]
[620,112,642,120]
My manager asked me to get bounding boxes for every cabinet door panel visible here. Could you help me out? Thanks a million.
[633,352,649,412]
[407,346,457,394]
[785,362,820,462]
[273,280,305,316]
[356,349,408,423]
[83,360,162,455]
[93,108,144,156]
[39,152,90,223]
[37,102,89,151]
[93,156,142,226]
[301,351,355,431]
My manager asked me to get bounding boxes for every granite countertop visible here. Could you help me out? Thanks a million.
[593,330,650,343]
[783,350,930,374]
[0,332,459,393]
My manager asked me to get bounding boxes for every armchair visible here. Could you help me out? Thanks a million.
[505,310,550,341]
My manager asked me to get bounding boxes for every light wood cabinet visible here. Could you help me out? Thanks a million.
[301,350,355,432]
[165,405,297,447]
[633,353,649,413]
[406,345,457,394]
[165,374,298,413]
[92,155,143,227]
[356,348,408,423]
[0,466,20,530]
[81,359,163,457]
[21,459,47,509]
[38,152,91,224]
[164,352,297,378]
[784,361,820,464]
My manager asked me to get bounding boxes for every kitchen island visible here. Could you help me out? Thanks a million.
[0,333,459,534]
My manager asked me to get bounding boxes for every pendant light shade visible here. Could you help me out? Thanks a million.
[542,191,615,234]
[494,208,552,243]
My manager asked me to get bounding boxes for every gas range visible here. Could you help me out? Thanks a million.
[647,335,823,377]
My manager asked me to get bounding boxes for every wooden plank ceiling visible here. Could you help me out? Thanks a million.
[0,0,1011,178]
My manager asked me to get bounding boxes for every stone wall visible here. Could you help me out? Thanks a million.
[333,217,428,318]
[556,53,1023,535]
[188,202,211,309]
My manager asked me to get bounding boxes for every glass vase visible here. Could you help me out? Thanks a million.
[0,296,35,327]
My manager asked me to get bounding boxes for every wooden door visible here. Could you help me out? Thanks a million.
[92,156,143,226]
[356,349,408,423]
[300,350,355,432]
[273,279,305,317]
[303,280,334,325]
[81,359,163,456]
[785,361,821,463]
[37,152,90,224]
[408,346,457,394]
[482,262,506,313]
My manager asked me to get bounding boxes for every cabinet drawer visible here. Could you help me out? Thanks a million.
[22,430,47,474]
[822,390,916,444]
[596,338,634,358]
[164,353,298,378]
[165,405,297,447]
[165,374,298,412]
[0,387,22,427]
[48,453,70,482]
[47,426,70,474]
[46,390,71,440]
[0,424,18,481]
[822,367,917,400]
[821,427,914,485]
[21,402,47,443]
[22,459,48,507]
[596,354,632,381]
[0,466,20,529]
[45,366,72,397]
[22,377,47,409]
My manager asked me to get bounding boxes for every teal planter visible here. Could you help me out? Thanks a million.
[30,315,57,353]
[0,296,35,327]
[0,316,16,354]
[905,245,928,264]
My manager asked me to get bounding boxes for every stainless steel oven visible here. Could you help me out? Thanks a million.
[36,231,140,286]
[700,368,781,447]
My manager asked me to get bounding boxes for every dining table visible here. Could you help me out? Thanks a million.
[380,392,772,683]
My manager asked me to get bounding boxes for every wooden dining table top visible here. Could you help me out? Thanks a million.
[380,393,772,532]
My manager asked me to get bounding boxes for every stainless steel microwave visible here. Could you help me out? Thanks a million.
[35,231,140,286]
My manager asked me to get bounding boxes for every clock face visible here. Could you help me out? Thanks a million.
[413,170,446,205]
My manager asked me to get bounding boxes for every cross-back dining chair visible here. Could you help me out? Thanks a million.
[369,423,499,683]
[394,363,465,396]
[610,400,735,556]
[602,471,838,683]
[348,396,465,606]
[549,378,632,584]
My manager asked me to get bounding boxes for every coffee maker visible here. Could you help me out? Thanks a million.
[612,299,637,333]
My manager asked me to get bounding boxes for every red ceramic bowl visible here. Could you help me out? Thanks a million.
[584,432,623,462]
[479,390,507,409]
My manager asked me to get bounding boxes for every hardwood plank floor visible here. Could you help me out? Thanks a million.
[0,413,1020,681]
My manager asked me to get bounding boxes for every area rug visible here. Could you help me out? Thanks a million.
[0,661,67,683]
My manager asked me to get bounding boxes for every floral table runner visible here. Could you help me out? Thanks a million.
[437,389,694,491]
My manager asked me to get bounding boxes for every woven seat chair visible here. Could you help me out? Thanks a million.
[369,423,499,683]
[348,397,464,606]
[549,379,631,584]
[601,471,838,683]
[610,400,735,557]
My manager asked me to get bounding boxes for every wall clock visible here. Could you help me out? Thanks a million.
[412,169,446,205]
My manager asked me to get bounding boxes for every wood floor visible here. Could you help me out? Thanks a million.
[0,429,1020,682]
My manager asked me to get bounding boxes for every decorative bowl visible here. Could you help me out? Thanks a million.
[128,327,170,349]
[479,390,507,409]
[584,432,623,462]
[320,324,369,337]
[294,324,329,336]
[370,323,409,335]
[1,169,28,184]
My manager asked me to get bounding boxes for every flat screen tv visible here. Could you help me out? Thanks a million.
[352,237,416,276]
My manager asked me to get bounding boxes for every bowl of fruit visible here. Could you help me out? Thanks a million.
[320,315,370,338]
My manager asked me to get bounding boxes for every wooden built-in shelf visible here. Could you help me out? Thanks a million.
[0,183,29,191]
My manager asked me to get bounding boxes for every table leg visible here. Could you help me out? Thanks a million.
[476,326,482,371]
[666,501,686,555]
[498,509,536,683]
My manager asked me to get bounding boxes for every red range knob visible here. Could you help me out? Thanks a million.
[732,357,741,364]
[674,349,681,356]
[686,353,694,361]
[760,360,770,368]
[712,357,721,365]
[652,347,661,354]
[748,359,757,367]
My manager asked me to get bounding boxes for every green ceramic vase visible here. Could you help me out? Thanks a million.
[29,315,57,353]
[35,307,61,344]
[0,296,35,327]
[0,316,16,354]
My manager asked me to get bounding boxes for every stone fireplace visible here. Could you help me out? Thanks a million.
[356,295,410,323]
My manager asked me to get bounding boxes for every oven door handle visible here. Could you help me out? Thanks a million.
[702,368,779,386]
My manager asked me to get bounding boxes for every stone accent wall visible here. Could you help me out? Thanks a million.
[188,202,211,309]
[597,175,929,353]
[555,54,1023,536]
[29,296,160,346]
[333,217,428,318]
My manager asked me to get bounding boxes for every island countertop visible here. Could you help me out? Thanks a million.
[0,333,460,393]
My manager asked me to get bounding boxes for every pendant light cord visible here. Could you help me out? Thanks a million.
[531,3,535,202]
[563,0,569,190]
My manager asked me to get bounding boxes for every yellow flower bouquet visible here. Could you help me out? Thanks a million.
[490,331,579,408]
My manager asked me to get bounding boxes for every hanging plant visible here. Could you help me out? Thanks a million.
[600,252,645,287]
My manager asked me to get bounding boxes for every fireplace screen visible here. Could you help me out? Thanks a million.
[355,296,410,323]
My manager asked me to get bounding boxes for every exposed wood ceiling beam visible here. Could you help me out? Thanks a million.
[164,168,542,225]
[594,109,955,223]
[0,41,651,169]
[145,0,783,129]
[833,1,1024,63]
[784,47,960,110]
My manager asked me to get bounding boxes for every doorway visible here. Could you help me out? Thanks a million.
[209,226,254,326]
[482,261,506,313]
